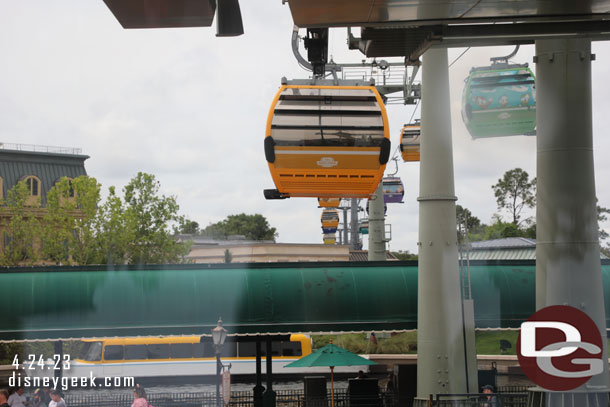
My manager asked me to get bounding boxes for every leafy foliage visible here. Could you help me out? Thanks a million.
[456,205,483,243]
[312,332,417,354]
[121,172,189,264]
[391,250,418,261]
[0,173,191,266]
[0,181,40,266]
[42,177,80,264]
[177,218,200,235]
[94,185,136,265]
[0,340,83,365]
[491,168,536,226]
[599,205,610,258]
[201,213,277,241]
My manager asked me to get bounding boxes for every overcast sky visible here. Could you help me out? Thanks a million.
[1,2,609,253]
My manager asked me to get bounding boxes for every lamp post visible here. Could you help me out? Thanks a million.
[212,317,228,407]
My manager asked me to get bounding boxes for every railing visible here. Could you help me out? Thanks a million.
[428,392,528,407]
[497,386,530,393]
[64,389,395,407]
[339,64,421,105]
[0,142,82,155]
[64,389,532,407]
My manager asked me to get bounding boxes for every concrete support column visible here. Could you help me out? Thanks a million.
[415,47,473,405]
[533,38,609,406]
[368,182,386,261]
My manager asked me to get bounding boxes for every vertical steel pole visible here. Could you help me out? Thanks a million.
[343,206,349,246]
[253,338,264,407]
[54,341,63,381]
[350,198,360,250]
[216,353,221,407]
[414,47,473,406]
[368,182,386,260]
[534,38,609,405]
[263,337,276,407]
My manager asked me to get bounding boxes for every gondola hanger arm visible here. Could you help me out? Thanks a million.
[490,45,520,65]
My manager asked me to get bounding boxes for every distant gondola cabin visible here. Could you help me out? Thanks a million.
[318,197,341,208]
[359,218,369,235]
[264,83,390,199]
[382,177,404,204]
[321,209,340,229]
[400,123,420,162]
[323,233,337,245]
[322,226,338,234]
[461,64,536,139]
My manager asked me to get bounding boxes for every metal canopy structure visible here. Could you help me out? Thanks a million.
[103,0,216,29]
[286,0,610,60]
[101,1,610,59]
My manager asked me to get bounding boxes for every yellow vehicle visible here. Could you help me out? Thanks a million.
[318,197,341,208]
[400,122,421,162]
[53,334,315,380]
[264,83,391,199]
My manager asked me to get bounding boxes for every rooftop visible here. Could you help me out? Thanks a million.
[0,142,82,156]
[470,237,536,250]
[350,250,398,261]
[466,237,607,260]
[177,235,275,246]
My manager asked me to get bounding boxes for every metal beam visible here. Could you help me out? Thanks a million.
[352,20,610,61]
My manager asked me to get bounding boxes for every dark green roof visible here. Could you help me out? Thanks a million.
[0,148,88,205]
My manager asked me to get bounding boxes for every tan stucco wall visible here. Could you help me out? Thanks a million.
[188,243,350,263]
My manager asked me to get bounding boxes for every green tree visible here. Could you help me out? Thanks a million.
[598,205,610,258]
[94,186,135,265]
[456,205,483,243]
[598,205,610,241]
[70,176,103,264]
[492,168,536,226]
[482,215,522,240]
[456,205,481,231]
[391,250,417,260]
[121,172,190,264]
[176,218,200,235]
[201,213,277,241]
[41,178,75,264]
[0,181,40,266]
[522,223,536,239]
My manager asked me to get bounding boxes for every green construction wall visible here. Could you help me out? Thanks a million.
[1,261,609,340]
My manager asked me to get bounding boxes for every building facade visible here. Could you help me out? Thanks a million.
[0,143,89,255]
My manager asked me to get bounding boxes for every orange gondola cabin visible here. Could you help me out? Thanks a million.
[399,122,421,162]
[264,80,390,199]
[321,209,340,229]
[318,197,341,208]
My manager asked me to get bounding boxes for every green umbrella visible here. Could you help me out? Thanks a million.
[285,342,377,407]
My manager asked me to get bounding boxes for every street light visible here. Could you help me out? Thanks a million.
[212,317,228,407]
